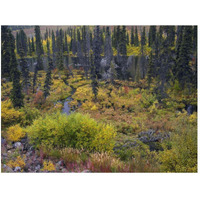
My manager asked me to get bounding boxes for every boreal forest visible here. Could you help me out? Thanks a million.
[1,25,197,173]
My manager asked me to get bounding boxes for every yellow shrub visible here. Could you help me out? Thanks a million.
[7,156,26,170]
[1,100,23,128]
[7,124,25,142]
[41,160,55,172]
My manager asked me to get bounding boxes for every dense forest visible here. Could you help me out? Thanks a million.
[1,25,197,172]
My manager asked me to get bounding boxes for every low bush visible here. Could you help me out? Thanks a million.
[1,100,23,128]
[6,124,25,142]
[26,112,116,153]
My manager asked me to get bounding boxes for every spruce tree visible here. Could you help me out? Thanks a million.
[131,26,134,46]
[93,26,102,79]
[64,31,69,53]
[34,26,43,70]
[52,30,56,68]
[28,37,32,56]
[90,54,98,100]
[44,39,53,98]
[176,26,193,88]
[31,37,35,52]
[1,26,11,77]
[141,27,146,53]
[9,30,24,108]
[56,29,64,70]
[126,32,129,45]
[18,29,28,56]
[134,26,139,46]
[148,26,156,47]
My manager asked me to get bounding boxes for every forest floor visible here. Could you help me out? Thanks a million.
[1,69,197,172]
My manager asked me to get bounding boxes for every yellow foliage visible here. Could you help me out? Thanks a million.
[1,100,23,128]
[7,156,26,170]
[41,160,55,172]
[7,124,25,142]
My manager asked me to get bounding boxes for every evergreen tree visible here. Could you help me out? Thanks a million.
[90,54,98,100]
[56,29,64,70]
[34,26,43,70]
[126,32,129,45]
[18,29,28,56]
[120,26,127,55]
[28,37,32,56]
[141,27,146,53]
[19,49,30,94]
[1,26,11,77]
[44,39,53,98]
[148,26,156,47]
[93,26,102,79]
[104,27,113,65]
[31,37,35,52]
[64,31,69,53]
[134,26,139,46]
[131,26,134,45]
[52,30,56,68]
[176,26,193,89]
[9,30,24,108]
[72,28,77,55]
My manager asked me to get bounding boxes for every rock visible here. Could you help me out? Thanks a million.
[14,166,21,172]
[14,142,22,149]
[81,170,91,173]
[2,153,8,157]
[7,144,13,150]
[3,165,13,173]
[61,168,68,173]
[56,160,64,171]
[1,137,6,145]
[138,129,170,151]
[187,105,193,115]
[26,151,33,157]
[35,165,41,172]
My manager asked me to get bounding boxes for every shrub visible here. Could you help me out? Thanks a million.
[32,90,45,107]
[159,113,197,172]
[26,112,116,153]
[6,124,25,142]
[20,106,41,126]
[1,100,23,128]
[7,155,26,170]
[41,160,55,172]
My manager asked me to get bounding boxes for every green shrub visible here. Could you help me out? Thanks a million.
[26,112,116,153]
[159,112,197,172]
[20,106,41,127]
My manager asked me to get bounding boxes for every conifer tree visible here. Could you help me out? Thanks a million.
[141,27,146,53]
[176,26,193,88]
[148,26,156,47]
[34,26,43,70]
[126,32,129,45]
[18,29,28,56]
[90,54,98,100]
[28,37,32,56]
[120,26,127,55]
[131,26,134,46]
[44,39,53,98]
[52,30,56,68]
[56,29,64,70]
[64,31,69,53]
[19,49,30,94]
[134,26,139,46]
[9,30,24,108]
[93,26,102,79]
[31,37,35,52]
[1,26,11,77]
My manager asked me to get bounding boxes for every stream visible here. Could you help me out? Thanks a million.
[59,81,81,115]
